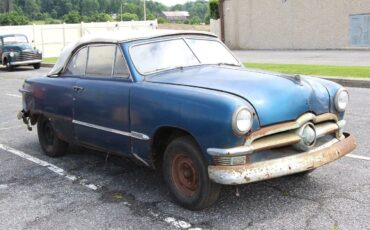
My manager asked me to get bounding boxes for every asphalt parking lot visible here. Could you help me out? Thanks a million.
[1,67,370,230]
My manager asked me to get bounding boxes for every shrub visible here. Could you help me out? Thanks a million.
[0,12,29,25]
[45,18,61,24]
[118,13,138,21]
[190,16,201,25]
[89,13,112,22]
[62,11,81,23]
[157,17,167,24]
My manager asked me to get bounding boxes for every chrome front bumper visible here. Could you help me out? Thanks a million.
[208,133,356,185]
[10,59,42,66]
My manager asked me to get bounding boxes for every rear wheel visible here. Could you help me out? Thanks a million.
[37,116,68,157]
[33,63,41,69]
[163,136,221,210]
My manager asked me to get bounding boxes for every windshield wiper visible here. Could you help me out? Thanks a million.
[152,66,185,73]
[217,63,241,67]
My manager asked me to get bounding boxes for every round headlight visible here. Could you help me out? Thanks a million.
[9,52,14,57]
[335,88,349,112]
[233,107,253,135]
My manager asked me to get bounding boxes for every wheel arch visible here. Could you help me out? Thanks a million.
[151,126,202,170]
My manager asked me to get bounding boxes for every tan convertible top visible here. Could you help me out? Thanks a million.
[48,30,217,76]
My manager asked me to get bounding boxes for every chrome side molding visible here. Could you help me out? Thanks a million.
[72,120,150,140]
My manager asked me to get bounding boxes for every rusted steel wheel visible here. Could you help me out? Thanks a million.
[37,116,68,157]
[172,154,199,197]
[163,136,221,210]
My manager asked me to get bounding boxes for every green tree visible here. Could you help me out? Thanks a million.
[0,0,14,13]
[80,0,99,16]
[24,0,41,19]
[209,0,219,19]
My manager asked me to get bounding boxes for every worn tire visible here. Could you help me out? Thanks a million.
[33,63,41,69]
[163,136,221,210]
[37,116,68,157]
[5,61,14,71]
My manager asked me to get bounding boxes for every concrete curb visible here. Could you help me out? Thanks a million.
[318,76,370,89]
[41,63,54,68]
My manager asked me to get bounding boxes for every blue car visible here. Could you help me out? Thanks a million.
[18,31,357,210]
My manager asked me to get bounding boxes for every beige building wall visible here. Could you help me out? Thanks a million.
[223,0,370,49]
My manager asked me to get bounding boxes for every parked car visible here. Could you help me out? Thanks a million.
[0,33,42,71]
[18,31,357,210]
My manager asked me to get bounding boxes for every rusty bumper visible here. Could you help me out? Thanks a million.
[208,133,357,185]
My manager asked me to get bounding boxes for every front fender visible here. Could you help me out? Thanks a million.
[130,82,259,163]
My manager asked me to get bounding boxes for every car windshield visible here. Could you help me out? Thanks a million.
[3,35,28,45]
[130,38,240,75]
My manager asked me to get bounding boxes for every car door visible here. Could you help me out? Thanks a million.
[73,44,132,155]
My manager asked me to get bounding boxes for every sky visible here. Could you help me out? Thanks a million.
[153,0,207,7]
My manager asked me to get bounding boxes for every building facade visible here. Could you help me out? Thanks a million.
[161,11,190,21]
[219,0,370,49]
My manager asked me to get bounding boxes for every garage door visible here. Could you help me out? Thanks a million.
[350,14,370,46]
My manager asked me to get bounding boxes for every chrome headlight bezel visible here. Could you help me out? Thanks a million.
[9,52,15,57]
[232,106,253,136]
[334,88,349,112]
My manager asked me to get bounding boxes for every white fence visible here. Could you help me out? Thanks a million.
[210,19,221,39]
[0,20,158,58]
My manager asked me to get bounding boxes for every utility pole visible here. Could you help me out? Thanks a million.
[143,0,146,21]
[120,2,123,21]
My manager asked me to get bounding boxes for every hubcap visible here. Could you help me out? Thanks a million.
[172,154,199,197]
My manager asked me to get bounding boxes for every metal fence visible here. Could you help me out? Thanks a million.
[0,20,158,58]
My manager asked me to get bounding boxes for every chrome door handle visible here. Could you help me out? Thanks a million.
[73,86,84,92]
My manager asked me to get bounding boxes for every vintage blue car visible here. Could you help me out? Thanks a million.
[0,33,42,71]
[18,31,357,210]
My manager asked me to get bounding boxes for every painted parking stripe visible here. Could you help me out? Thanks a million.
[346,154,370,161]
[5,93,21,98]
[0,144,100,191]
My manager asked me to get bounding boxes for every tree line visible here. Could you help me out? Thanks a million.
[0,0,213,25]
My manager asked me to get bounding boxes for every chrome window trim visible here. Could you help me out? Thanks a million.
[61,43,133,82]
[72,120,150,140]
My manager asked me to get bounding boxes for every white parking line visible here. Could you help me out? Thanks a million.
[5,93,21,98]
[164,217,193,229]
[346,154,370,161]
[0,144,100,191]
[0,125,24,131]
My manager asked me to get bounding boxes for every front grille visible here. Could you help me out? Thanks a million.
[212,113,343,166]
[245,113,341,152]
[13,51,41,62]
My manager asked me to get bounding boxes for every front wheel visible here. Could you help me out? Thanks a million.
[5,61,14,71]
[37,116,68,157]
[33,63,41,69]
[163,136,221,210]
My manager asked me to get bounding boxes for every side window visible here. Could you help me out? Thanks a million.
[86,45,115,76]
[65,47,88,75]
[113,47,130,78]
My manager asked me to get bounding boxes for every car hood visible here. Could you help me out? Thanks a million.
[4,43,33,52]
[146,66,331,126]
